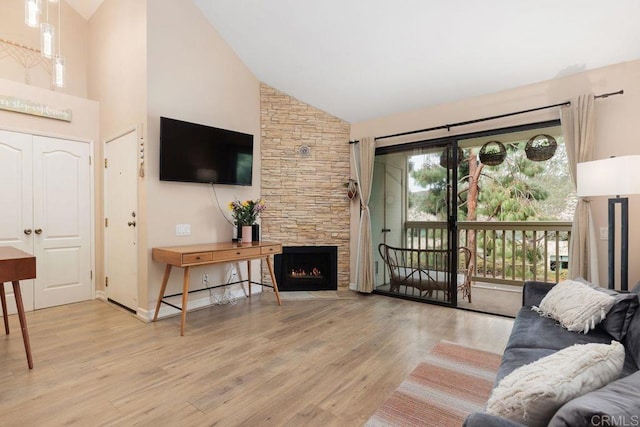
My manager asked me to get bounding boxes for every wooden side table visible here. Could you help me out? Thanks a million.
[152,241,283,336]
[0,247,35,369]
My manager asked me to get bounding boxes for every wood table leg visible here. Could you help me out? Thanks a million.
[180,266,191,336]
[266,256,281,306]
[247,260,251,298]
[153,264,172,321]
[12,281,33,369]
[0,282,9,335]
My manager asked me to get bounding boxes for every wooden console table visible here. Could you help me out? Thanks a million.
[0,247,35,369]
[152,241,282,335]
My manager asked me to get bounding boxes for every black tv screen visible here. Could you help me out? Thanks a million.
[159,117,253,185]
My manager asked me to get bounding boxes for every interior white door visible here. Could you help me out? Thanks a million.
[32,135,92,309]
[0,130,35,313]
[104,129,138,311]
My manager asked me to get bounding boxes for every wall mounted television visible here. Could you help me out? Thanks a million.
[159,116,254,186]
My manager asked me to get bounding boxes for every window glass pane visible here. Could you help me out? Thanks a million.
[458,125,575,222]
[407,150,450,221]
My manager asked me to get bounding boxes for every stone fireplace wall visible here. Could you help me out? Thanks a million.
[260,83,351,288]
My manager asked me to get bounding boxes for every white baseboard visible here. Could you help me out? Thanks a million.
[135,307,152,323]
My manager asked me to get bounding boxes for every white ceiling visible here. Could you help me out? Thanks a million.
[73,0,640,123]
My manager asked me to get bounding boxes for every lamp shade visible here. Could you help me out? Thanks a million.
[577,155,640,197]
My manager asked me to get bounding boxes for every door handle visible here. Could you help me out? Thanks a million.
[382,228,391,233]
[24,229,32,235]
[34,228,42,235]
[128,221,136,227]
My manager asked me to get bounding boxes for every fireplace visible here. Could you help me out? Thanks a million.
[274,246,338,291]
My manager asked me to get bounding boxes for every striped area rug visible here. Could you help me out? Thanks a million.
[366,341,502,427]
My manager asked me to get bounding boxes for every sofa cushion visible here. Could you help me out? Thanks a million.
[522,281,557,307]
[496,347,557,384]
[625,304,640,368]
[533,280,615,334]
[548,370,640,427]
[506,308,614,352]
[621,346,640,378]
[463,412,527,427]
[623,283,640,367]
[486,341,625,427]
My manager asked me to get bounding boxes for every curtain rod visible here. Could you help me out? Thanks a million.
[349,89,624,144]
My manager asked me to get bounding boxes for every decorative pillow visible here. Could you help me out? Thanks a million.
[548,370,640,427]
[572,278,639,339]
[485,341,625,427]
[573,276,598,288]
[532,280,616,333]
[595,289,639,340]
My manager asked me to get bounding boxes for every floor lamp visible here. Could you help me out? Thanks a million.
[577,156,640,291]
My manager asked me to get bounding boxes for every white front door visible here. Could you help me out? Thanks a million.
[104,129,138,311]
[0,130,35,312]
[32,135,92,309]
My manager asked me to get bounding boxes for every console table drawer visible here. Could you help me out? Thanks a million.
[214,247,261,261]
[182,252,213,264]
[261,245,282,255]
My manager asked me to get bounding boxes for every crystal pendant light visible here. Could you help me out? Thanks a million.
[54,55,65,88]
[40,22,55,58]
[52,0,64,88]
[25,0,41,27]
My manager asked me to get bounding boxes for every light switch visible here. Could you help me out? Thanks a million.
[176,224,191,236]
[600,227,608,241]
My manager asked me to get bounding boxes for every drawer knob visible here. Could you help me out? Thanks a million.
[196,256,201,260]
[236,251,241,255]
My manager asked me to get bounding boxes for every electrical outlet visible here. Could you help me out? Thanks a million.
[176,224,191,236]
[600,227,608,241]
[202,273,208,285]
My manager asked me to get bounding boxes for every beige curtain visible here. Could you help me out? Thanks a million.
[561,94,599,282]
[353,137,376,293]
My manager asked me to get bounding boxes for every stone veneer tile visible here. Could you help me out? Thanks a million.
[260,83,352,288]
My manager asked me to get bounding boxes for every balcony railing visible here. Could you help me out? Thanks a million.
[404,221,572,287]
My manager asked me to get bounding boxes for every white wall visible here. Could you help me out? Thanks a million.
[87,0,147,311]
[0,0,88,97]
[351,60,640,289]
[0,78,98,141]
[145,0,261,313]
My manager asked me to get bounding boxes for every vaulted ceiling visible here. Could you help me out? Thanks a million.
[75,0,640,123]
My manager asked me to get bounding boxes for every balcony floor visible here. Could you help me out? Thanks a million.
[375,281,522,317]
[458,282,522,317]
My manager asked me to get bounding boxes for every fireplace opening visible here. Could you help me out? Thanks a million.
[274,246,338,291]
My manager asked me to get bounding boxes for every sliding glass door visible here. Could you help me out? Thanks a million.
[370,120,571,315]
[372,142,459,306]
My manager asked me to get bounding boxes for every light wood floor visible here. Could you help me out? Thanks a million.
[0,293,514,426]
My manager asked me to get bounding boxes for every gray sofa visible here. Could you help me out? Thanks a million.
[464,281,640,427]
